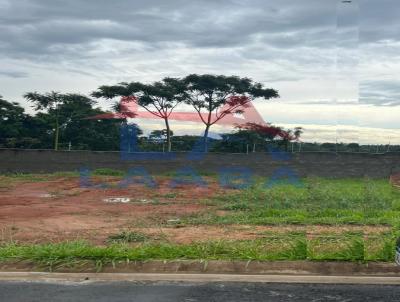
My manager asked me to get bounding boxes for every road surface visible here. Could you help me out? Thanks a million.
[1,281,400,301]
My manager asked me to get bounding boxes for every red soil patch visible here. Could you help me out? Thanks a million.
[130,225,391,245]
[0,176,227,244]
[390,173,400,188]
[0,176,392,245]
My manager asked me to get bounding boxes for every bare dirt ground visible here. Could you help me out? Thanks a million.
[390,173,400,188]
[0,176,392,245]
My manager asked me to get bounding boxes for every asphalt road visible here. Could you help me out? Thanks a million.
[1,281,400,302]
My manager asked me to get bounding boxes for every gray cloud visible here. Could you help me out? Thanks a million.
[0,0,362,58]
[359,0,400,43]
[360,80,400,106]
[0,70,29,78]
[0,0,395,55]
[0,0,399,110]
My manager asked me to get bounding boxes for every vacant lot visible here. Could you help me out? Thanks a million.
[0,171,399,264]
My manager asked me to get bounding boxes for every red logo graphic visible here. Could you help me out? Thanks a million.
[89,96,298,141]
[90,96,266,126]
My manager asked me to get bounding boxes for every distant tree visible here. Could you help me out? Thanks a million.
[181,74,279,151]
[235,123,303,151]
[92,78,185,151]
[237,123,285,140]
[24,92,76,150]
[149,129,173,142]
[294,127,303,140]
[53,95,125,151]
[215,127,269,153]
[321,142,336,152]
[0,95,24,136]
[279,126,303,151]
[0,95,30,147]
[171,135,203,151]
[23,92,128,151]
[347,143,359,152]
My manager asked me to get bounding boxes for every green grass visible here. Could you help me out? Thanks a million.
[92,168,125,176]
[158,192,179,199]
[107,231,149,243]
[307,232,365,261]
[0,172,79,190]
[0,169,126,181]
[187,209,400,226]
[215,178,399,210]
[0,171,78,182]
[187,178,400,226]
[0,233,397,269]
[161,171,218,177]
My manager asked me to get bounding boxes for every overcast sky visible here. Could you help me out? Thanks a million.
[0,0,399,144]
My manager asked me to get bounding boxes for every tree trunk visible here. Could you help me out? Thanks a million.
[203,124,210,152]
[54,116,59,151]
[165,118,171,152]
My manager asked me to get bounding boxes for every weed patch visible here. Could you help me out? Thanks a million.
[107,231,149,243]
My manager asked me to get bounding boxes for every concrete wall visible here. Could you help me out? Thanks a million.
[0,149,399,178]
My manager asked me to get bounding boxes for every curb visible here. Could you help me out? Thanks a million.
[1,260,400,276]
[1,272,400,285]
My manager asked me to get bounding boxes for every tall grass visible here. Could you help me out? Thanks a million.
[193,178,400,226]
[216,178,399,211]
[0,233,396,268]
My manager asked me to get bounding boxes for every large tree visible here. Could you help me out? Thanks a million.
[0,95,32,148]
[24,92,72,150]
[0,95,24,140]
[23,92,122,151]
[0,95,52,148]
[53,95,125,151]
[92,78,185,151]
[182,74,279,151]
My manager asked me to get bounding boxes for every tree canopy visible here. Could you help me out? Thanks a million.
[24,92,97,150]
[92,78,185,151]
[181,74,279,150]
